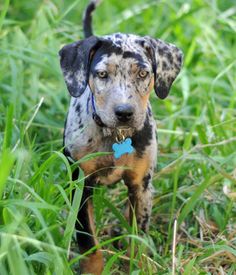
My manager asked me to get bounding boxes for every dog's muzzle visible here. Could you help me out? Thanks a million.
[114,104,134,123]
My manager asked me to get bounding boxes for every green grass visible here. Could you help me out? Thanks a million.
[0,0,236,274]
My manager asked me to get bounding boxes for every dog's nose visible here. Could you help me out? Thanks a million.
[114,104,134,122]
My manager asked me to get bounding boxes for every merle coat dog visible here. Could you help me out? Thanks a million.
[59,1,183,274]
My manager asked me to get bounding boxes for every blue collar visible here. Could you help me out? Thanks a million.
[89,93,106,127]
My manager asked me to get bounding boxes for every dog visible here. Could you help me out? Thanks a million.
[59,1,183,274]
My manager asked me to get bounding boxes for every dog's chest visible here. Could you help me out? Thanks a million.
[79,152,134,185]
[97,166,124,185]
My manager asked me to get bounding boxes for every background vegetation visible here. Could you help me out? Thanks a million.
[0,0,236,274]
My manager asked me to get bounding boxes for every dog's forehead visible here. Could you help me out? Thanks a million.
[92,33,151,70]
[104,33,145,51]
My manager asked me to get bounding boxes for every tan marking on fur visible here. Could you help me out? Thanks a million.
[82,154,113,175]
[99,168,123,185]
[96,95,106,108]
[79,153,127,179]
[87,199,97,244]
[80,250,104,275]
[89,76,106,109]
[80,159,97,176]
[89,78,95,93]
[125,153,151,185]
[107,63,117,73]
[140,76,154,109]
[99,153,135,184]
[131,63,139,73]
[114,151,134,165]
[73,148,97,175]
[77,149,151,184]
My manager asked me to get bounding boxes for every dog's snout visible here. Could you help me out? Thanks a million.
[114,104,134,122]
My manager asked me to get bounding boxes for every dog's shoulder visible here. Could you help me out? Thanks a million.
[64,87,102,158]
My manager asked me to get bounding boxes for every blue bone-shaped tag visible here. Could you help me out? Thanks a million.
[112,138,134,159]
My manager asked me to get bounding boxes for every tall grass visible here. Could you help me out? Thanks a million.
[0,0,236,274]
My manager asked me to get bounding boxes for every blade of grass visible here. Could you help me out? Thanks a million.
[178,173,223,226]
[0,0,10,31]
[182,257,196,275]
[0,150,15,199]
[63,168,84,256]
[165,164,181,255]
[2,104,14,151]
[102,251,125,274]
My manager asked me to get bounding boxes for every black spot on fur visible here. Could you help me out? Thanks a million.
[163,46,168,52]
[143,173,151,191]
[79,124,84,129]
[162,60,168,70]
[148,106,152,116]
[123,52,148,70]
[158,47,164,56]
[93,41,122,61]
[88,138,93,143]
[75,103,81,115]
[166,51,173,63]
[167,76,174,84]
[115,33,122,39]
[134,82,139,94]
[132,114,153,157]
[174,62,180,70]
[141,213,149,232]
[90,41,123,76]
[177,53,182,63]
[135,39,145,47]
[63,147,71,158]
[115,40,122,46]
[123,51,143,62]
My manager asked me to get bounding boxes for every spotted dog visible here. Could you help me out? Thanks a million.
[59,1,183,274]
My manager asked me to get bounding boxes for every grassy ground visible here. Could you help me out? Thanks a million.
[0,0,236,274]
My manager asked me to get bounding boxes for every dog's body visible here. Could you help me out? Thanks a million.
[60,1,183,274]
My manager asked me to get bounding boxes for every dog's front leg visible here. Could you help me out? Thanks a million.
[125,172,153,233]
[76,177,103,275]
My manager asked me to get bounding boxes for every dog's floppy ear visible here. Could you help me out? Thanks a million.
[144,37,183,99]
[59,36,100,97]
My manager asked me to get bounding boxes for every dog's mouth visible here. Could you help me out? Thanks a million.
[102,125,135,138]
[95,108,145,138]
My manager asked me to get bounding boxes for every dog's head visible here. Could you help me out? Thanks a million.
[59,33,183,130]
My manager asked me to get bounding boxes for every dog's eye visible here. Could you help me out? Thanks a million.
[138,70,148,78]
[97,71,108,79]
